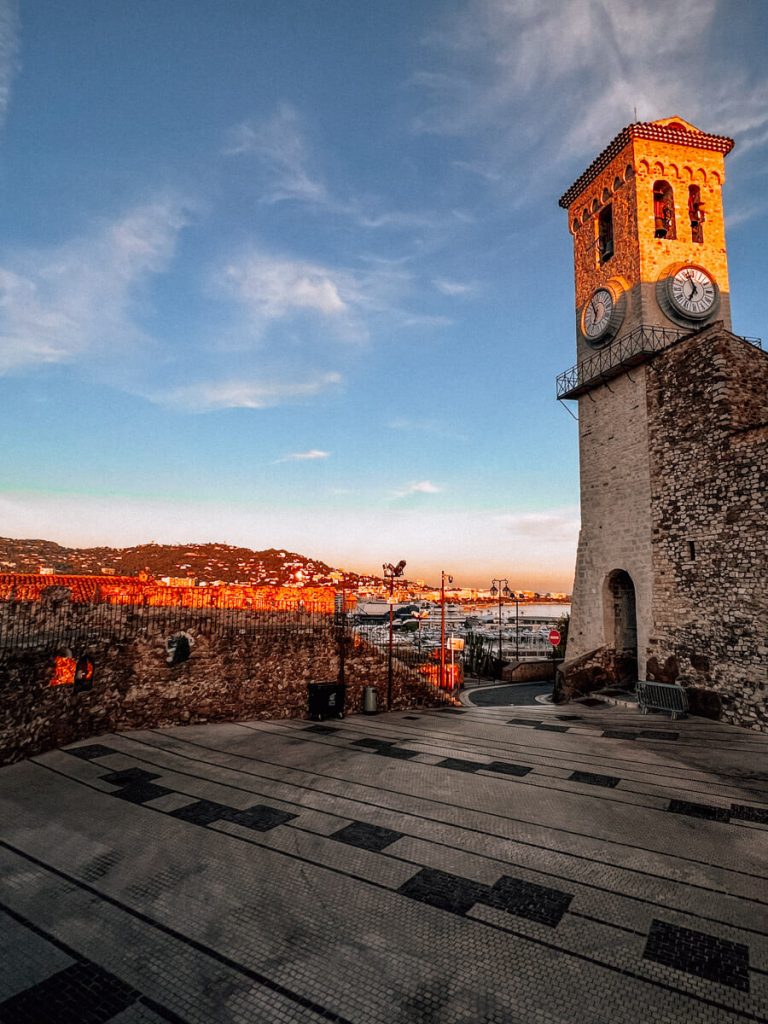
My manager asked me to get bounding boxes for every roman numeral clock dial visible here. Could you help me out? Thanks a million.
[672,267,715,315]
[583,288,613,338]
[580,285,626,346]
[659,264,720,323]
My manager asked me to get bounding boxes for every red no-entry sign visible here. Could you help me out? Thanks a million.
[548,629,561,647]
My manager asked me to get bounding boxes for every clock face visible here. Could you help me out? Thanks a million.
[582,288,614,340]
[669,266,717,319]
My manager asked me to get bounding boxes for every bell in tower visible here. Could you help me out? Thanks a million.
[555,118,768,733]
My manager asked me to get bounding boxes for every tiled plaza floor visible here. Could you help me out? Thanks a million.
[0,700,767,1023]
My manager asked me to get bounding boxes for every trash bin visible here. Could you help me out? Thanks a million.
[307,681,346,721]
[363,685,378,715]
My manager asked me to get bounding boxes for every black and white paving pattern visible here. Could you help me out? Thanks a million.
[1,700,766,1023]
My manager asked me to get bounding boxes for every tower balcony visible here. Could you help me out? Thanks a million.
[556,323,762,400]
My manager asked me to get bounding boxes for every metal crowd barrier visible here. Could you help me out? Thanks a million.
[636,680,689,720]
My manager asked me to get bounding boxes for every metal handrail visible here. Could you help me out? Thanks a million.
[556,325,762,400]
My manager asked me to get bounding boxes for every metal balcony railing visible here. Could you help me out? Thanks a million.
[556,325,762,400]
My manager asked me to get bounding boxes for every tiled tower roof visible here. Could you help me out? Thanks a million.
[558,120,734,209]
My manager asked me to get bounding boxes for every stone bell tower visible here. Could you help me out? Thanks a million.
[557,118,768,730]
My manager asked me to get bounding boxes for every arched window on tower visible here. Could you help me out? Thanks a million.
[653,181,676,239]
[688,184,705,243]
[597,204,614,264]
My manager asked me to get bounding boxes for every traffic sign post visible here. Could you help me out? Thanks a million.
[548,629,561,690]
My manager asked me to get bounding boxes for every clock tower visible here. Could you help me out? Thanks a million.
[557,118,768,731]
[561,116,732,369]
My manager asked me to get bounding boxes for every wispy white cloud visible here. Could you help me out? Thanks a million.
[726,201,768,230]
[400,313,453,328]
[394,480,442,498]
[451,159,502,183]
[433,277,476,296]
[218,250,369,343]
[151,372,342,413]
[225,103,328,205]
[218,247,448,342]
[222,253,348,318]
[0,0,19,131]
[416,0,768,174]
[226,103,447,237]
[356,210,444,231]
[276,449,331,463]
[0,198,190,375]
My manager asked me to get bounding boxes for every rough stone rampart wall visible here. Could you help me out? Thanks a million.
[556,647,639,702]
[567,368,653,674]
[0,610,446,764]
[646,327,768,730]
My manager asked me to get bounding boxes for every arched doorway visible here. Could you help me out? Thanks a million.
[604,570,638,684]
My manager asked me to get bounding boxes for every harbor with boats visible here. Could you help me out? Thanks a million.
[350,599,570,683]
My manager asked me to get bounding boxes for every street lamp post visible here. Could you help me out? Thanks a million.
[514,592,521,661]
[489,578,512,676]
[440,570,453,689]
[383,560,406,710]
[329,571,346,687]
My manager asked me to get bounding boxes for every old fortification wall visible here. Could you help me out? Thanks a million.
[645,327,768,731]
[0,604,447,765]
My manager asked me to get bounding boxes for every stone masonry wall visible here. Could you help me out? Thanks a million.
[0,610,447,765]
[645,326,768,730]
[566,367,654,677]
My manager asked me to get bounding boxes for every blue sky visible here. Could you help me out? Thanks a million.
[1,0,767,590]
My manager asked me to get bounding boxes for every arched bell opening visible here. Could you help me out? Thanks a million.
[652,180,676,239]
[688,184,705,244]
[603,570,639,686]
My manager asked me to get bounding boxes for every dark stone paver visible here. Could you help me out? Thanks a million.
[303,725,340,736]
[569,770,621,789]
[398,867,488,916]
[436,757,483,773]
[375,746,418,760]
[0,960,137,1024]
[65,744,117,761]
[331,821,404,852]
[668,799,731,823]
[351,737,395,749]
[643,920,750,991]
[730,803,768,824]
[481,875,573,927]
[484,761,532,777]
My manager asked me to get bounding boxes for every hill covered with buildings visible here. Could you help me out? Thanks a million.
[0,537,375,589]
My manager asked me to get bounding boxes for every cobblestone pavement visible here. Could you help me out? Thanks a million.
[1,701,767,1023]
